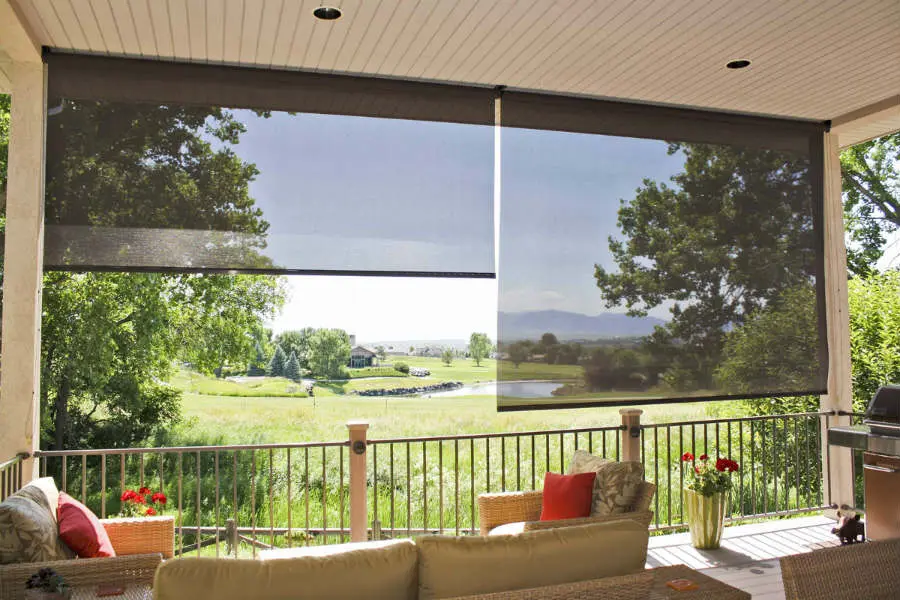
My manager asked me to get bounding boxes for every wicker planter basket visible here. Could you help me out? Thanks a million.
[102,516,175,559]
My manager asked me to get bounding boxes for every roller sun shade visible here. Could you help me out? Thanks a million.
[496,94,827,411]
[43,54,496,277]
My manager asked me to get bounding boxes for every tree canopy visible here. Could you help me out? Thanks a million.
[274,328,315,369]
[307,329,351,379]
[841,133,900,276]
[595,142,817,392]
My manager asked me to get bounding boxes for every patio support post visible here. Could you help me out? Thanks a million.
[620,409,643,463]
[347,420,369,542]
[0,55,46,480]
[819,132,854,509]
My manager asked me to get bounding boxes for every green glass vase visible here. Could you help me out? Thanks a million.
[684,489,727,549]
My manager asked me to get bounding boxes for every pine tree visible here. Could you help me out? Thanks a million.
[284,351,301,381]
[268,346,286,377]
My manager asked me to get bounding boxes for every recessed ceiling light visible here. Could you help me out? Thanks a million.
[313,6,342,20]
[726,59,751,70]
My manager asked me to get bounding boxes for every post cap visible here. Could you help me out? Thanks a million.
[346,420,370,431]
[618,408,644,416]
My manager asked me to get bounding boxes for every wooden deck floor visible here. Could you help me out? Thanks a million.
[647,516,840,599]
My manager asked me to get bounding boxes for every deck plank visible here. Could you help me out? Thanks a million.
[646,515,839,598]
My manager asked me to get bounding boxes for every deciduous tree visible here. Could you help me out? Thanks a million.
[841,134,900,276]
[595,143,817,391]
[308,329,351,379]
[469,333,492,367]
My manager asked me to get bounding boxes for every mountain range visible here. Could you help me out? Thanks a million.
[499,310,666,341]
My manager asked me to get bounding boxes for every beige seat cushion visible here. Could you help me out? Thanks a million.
[154,538,417,600]
[0,477,74,564]
[488,522,526,536]
[417,519,649,600]
[568,450,644,516]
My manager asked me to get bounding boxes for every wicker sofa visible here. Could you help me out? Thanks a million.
[0,477,174,600]
[154,519,651,600]
[477,480,656,535]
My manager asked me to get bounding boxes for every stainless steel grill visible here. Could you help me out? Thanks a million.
[829,385,900,456]
[828,385,900,541]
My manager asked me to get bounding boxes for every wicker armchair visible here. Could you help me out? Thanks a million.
[477,481,656,535]
[0,516,174,600]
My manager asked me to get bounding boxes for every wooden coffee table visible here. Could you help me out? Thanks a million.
[649,565,751,599]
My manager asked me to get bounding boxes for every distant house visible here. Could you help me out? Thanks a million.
[349,346,377,368]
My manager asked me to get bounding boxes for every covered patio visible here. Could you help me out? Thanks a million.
[2,0,900,598]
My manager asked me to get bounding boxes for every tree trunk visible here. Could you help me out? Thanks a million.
[54,374,70,451]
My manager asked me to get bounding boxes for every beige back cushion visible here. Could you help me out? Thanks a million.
[153,539,417,600]
[0,477,73,564]
[417,520,649,600]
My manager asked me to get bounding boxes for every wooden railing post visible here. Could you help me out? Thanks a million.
[347,421,369,542]
[620,409,643,463]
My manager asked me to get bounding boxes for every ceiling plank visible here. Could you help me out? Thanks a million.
[10,0,900,122]
[1,1,41,62]
[832,95,900,148]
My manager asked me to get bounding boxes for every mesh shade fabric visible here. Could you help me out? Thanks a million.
[496,94,826,410]
[43,54,495,277]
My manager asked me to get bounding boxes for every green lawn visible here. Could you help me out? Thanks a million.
[176,391,725,444]
[168,359,726,444]
[169,369,308,397]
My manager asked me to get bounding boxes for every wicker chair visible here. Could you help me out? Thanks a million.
[0,516,174,600]
[477,481,656,535]
[780,537,900,600]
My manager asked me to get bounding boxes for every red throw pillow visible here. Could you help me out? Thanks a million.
[539,471,597,521]
[57,491,116,558]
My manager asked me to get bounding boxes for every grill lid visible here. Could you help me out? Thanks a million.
[864,385,900,433]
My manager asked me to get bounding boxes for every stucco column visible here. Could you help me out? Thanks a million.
[819,131,854,509]
[0,61,47,480]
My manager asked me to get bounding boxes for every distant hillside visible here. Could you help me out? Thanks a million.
[499,310,665,341]
[365,339,470,352]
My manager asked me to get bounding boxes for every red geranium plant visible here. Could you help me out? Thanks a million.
[119,486,167,517]
[680,452,740,497]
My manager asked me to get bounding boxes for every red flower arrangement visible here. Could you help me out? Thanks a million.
[119,487,167,517]
[680,452,740,497]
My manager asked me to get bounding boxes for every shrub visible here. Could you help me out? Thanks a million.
[394,362,410,374]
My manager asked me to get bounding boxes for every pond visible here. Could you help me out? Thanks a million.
[427,381,563,398]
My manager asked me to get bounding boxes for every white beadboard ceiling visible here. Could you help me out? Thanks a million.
[12,0,900,122]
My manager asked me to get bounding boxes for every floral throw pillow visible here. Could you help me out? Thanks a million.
[0,477,74,564]
[567,450,644,516]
